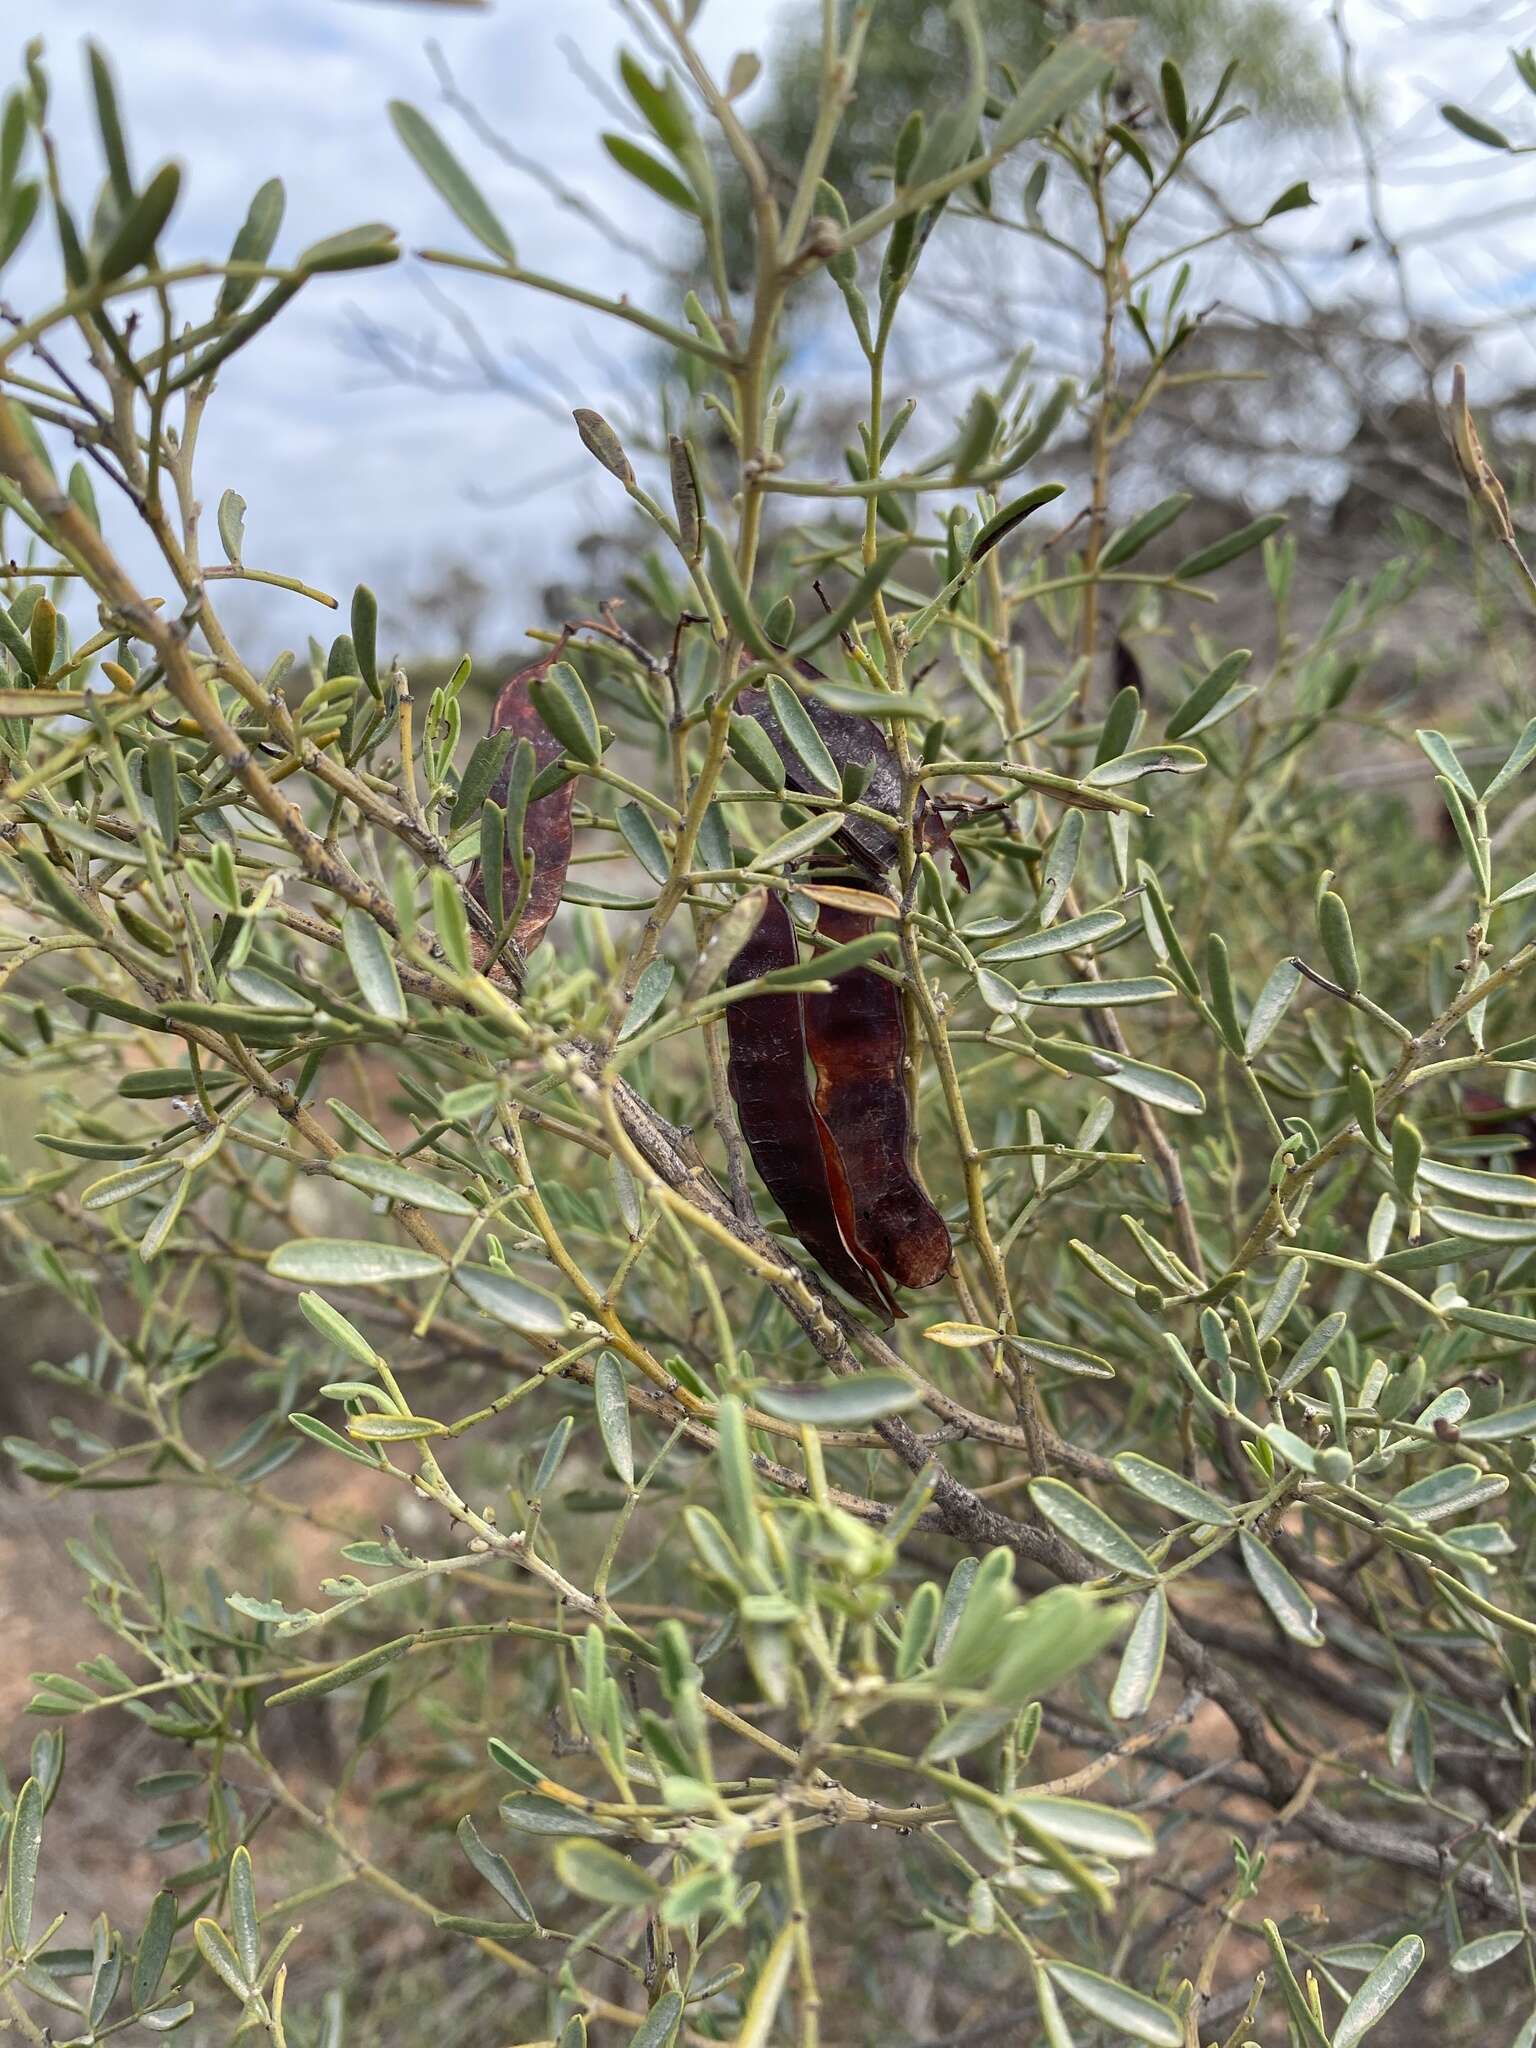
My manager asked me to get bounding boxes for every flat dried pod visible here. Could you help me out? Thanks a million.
[804,899,951,1290]
[466,639,575,959]
[724,892,897,1319]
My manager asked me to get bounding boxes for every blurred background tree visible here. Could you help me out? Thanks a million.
[712,0,1344,282]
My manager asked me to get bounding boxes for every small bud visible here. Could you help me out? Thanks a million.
[28,595,56,679]
[572,407,634,486]
[1318,890,1360,996]
[805,214,843,262]
[668,434,701,560]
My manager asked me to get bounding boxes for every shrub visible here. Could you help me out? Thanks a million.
[1,15,1535,2046]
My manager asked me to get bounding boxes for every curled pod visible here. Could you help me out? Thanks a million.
[737,656,968,888]
[466,644,575,958]
[724,893,897,1320]
[803,899,951,1290]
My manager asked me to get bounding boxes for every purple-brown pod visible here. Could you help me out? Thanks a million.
[724,893,897,1319]
[466,642,574,958]
[737,664,901,877]
[737,656,969,890]
[803,899,951,1290]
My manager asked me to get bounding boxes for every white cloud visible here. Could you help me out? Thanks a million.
[13,0,792,654]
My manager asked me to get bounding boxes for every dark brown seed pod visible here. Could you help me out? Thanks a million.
[803,899,951,1290]
[737,666,900,876]
[466,640,575,959]
[737,654,968,889]
[724,893,897,1320]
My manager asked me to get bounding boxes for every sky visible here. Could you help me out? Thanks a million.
[9,0,1535,664]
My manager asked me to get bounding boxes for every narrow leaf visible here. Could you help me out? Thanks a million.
[753,1376,922,1425]
[1108,1589,1167,1719]
[1240,1530,1323,1646]
[391,101,515,260]
[342,909,406,1023]
[1029,1477,1154,1577]
[267,1239,443,1286]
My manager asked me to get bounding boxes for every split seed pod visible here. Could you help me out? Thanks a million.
[724,893,897,1319]
[803,898,951,1289]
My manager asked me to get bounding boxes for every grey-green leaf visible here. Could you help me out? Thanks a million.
[553,1837,658,1907]
[194,1917,251,1999]
[631,1993,684,2048]
[1020,975,1175,1009]
[754,810,846,869]
[616,801,671,884]
[5,1775,41,1949]
[1084,743,1205,787]
[267,1239,443,1286]
[1483,716,1536,801]
[1414,726,1477,800]
[342,909,407,1023]
[217,176,285,318]
[1112,1452,1234,1524]
[228,1844,260,1985]
[1458,1400,1536,1442]
[457,1815,534,1923]
[97,161,181,283]
[594,1352,634,1488]
[1165,649,1252,742]
[1255,1255,1305,1340]
[1044,1961,1181,2047]
[766,675,840,794]
[390,101,515,262]
[1010,1795,1152,1860]
[753,1375,922,1426]
[601,134,698,215]
[1174,515,1287,582]
[455,1265,568,1338]
[1101,492,1191,568]
[531,661,602,766]
[331,1154,476,1216]
[618,958,674,1041]
[1335,1934,1425,2046]
[1239,1530,1323,1646]
[1449,1929,1523,1975]
[1108,1589,1167,1720]
[1029,1477,1154,1577]
[1275,1310,1347,1394]
[217,488,245,568]
[983,910,1125,962]
[1418,1156,1536,1207]
[132,1889,176,2009]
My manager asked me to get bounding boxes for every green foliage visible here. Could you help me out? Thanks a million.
[0,20,1534,2048]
